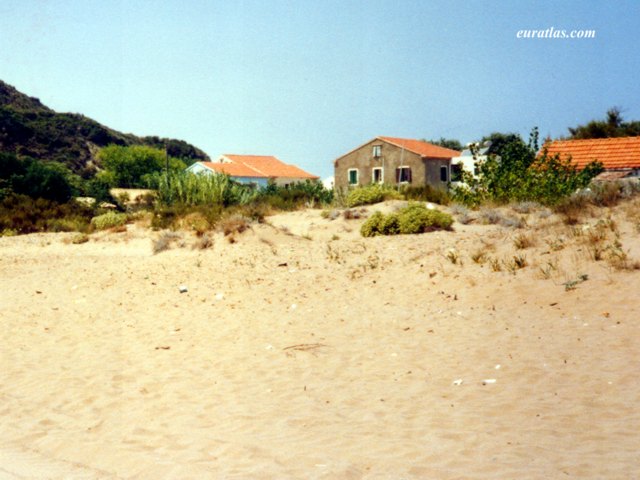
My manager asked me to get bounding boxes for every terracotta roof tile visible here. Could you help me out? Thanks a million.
[543,136,640,170]
[199,155,319,180]
[378,137,460,159]
[200,162,264,177]
[224,155,319,179]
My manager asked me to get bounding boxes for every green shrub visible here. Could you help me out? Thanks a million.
[360,211,385,237]
[90,211,128,230]
[400,185,451,205]
[380,213,401,235]
[347,184,401,207]
[397,203,453,233]
[452,128,603,206]
[258,180,333,210]
[361,203,453,237]
[0,194,94,234]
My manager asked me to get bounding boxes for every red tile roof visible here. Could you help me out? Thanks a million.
[543,136,640,170]
[378,137,460,158]
[224,155,319,179]
[199,155,319,179]
[200,162,262,177]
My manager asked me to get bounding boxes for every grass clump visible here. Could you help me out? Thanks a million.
[361,203,453,237]
[152,231,183,254]
[513,233,535,249]
[90,211,128,230]
[219,214,251,242]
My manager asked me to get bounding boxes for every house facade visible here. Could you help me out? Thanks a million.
[543,136,640,180]
[186,154,319,187]
[333,136,460,190]
[450,142,494,185]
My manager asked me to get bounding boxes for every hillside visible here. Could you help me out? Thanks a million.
[0,80,209,175]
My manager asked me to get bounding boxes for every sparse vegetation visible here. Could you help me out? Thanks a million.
[513,233,535,249]
[152,231,183,254]
[471,249,488,264]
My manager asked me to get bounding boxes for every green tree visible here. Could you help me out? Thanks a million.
[1,155,74,202]
[97,145,186,188]
[568,107,640,139]
[480,132,523,157]
[426,137,463,151]
[453,128,603,206]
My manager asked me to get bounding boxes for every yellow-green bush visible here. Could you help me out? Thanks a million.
[361,203,453,237]
[346,184,402,207]
[90,211,128,230]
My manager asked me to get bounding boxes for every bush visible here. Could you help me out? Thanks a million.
[258,180,333,210]
[0,194,94,234]
[361,203,453,237]
[90,211,128,230]
[397,203,454,233]
[360,211,385,237]
[400,185,450,205]
[347,184,401,207]
[151,204,223,231]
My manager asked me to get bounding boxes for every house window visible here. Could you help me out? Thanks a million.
[440,165,449,182]
[348,168,359,185]
[372,145,382,157]
[451,164,463,182]
[372,167,383,184]
[396,166,412,183]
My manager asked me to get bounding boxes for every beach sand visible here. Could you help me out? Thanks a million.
[1,201,639,478]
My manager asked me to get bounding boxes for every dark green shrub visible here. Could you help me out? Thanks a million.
[258,180,333,210]
[0,194,94,234]
[0,154,74,203]
[400,185,451,205]
[380,213,401,235]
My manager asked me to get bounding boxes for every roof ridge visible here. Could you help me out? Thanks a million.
[547,136,640,144]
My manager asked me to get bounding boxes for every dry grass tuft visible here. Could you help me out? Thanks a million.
[470,249,488,264]
[513,233,535,249]
[152,231,183,254]
[193,233,214,250]
[219,215,251,237]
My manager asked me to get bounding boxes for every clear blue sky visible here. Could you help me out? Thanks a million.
[1,0,639,179]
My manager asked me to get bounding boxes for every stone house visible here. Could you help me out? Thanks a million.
[333,136,460,190]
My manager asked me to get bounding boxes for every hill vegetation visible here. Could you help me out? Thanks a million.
[0,80,209,176]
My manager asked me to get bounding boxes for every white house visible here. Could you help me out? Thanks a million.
[186,154,319,187]
[450,142,493,186]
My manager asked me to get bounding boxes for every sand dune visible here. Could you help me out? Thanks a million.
[1,201,639,478]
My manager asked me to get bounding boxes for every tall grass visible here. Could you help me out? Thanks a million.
[151,172,258,206]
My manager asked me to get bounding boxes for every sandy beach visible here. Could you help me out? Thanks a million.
[1,201,639,479]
